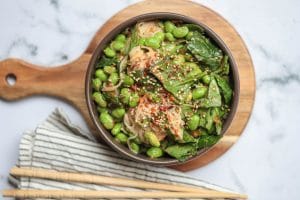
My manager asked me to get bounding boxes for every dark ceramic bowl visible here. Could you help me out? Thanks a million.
[86,12,240,166]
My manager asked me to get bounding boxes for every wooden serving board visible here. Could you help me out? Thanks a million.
[0,0,255,171]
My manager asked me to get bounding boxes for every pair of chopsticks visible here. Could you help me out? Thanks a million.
[2,167,247,199]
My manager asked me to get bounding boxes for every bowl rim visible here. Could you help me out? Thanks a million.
[85,12,240,166]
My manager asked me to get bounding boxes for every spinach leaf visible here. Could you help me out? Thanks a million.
[197,134,221,149]
[150,58,202,102]
[97,56,117,68]
[165,144,197,160]
[205,108,222,134]
[215,75,233,104]
[214,55,230,75]
[185,24,204,34]
[187,31,223,70]
[178,131,197,143]
[201,78,222,107]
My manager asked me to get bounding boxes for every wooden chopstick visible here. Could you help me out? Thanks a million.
[2,189,248,199]
[9,167,247,199]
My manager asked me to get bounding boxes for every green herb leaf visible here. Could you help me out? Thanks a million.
[201,78,222,107]
[187,31,223,70]
[97,56,117,68]
[215,75,233,104]
[197,134,221,149]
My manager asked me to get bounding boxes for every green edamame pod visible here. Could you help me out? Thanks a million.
[129,93,140,107]
[120,88,131,104]
[108,72,119,85]
[172,26,189,38]
[104,66,117,74]
[111,41,125,51]
[144,131,160,147]
[115,133,128,144]
[92,78,102,91]
[187,114,200,131]
[129,142,140,154]
[104,47,116,57]
[145,37,160,49]
[115,34,126,43]
[163,43,176,53]
[138,38,146,45]
[154,32,165,41]
[112,108,125,119]
[192,87,207,100]
[111,123,122,136]
[202,75,211,84]
[95,69,108,81]
[185,31,194,40]
[123,75,134,87]
[164,21,176,33]
[146,147,163,158]
[92,92,107,108]
[99,112,114,130]
[165,32,175,42]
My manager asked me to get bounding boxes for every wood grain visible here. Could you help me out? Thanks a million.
[2,190,247,199]
[10,167,244,195]
[0,0,255,171]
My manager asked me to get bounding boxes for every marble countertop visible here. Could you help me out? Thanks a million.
[0,0,299,199]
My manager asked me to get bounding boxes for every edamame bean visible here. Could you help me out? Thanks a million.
[100,112,114,130]
[120,88,131,104]
[165,32,175,42]
[164,21,176,33]
[123,75,134,87]
[108,72,119,85]
[187,114,200,131]
[192,87,207,100]
[172,26,189,38]
[186,31,194,40]
[154,32,165,41]
[111,41,125,51]
[145,37,160,49]
[173,54,185,65]
[112,108,125,119]
[163,43,176,54]
[144,131,160,147]
[92,92,107,108]
[115,34,126,43]
[202,75,211,84]
[129,142,140,154]
[104,66,117,74]
[146,147,163,158]
[115,133,128,144]
[92,78,102,91]
[104,47,116,57]
[111,123,122,136]
[139,38,146,45]
[95,69,108,81]
[129,93,140,107]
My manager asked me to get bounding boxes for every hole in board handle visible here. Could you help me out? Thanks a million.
[6,73,17,86]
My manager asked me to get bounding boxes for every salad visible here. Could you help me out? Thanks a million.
[91,20,233,161]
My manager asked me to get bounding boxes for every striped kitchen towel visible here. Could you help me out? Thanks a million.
[9,108,237,199]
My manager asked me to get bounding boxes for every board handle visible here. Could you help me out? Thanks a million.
[0,54,91,107]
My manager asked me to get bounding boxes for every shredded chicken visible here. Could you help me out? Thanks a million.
[129,46,158,71]
[125,95,184,142]
[136,21,162,38]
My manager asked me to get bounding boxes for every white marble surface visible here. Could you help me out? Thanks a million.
[0,0,299,199]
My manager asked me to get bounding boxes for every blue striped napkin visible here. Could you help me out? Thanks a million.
[9,108,237,199]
